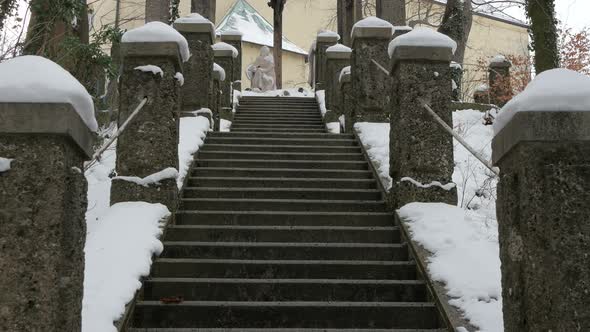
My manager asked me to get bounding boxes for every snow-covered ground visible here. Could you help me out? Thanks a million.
[355,109,501,332]
[82,115,210,332]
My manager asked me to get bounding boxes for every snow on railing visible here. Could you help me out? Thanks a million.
[84,97,149,172]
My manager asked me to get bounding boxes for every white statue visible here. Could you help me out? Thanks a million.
[246,46,277,92]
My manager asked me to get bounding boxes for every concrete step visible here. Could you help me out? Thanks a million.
[200,144,361,153]
[151,258,416,280]
[208,132,354,139]
[175,211,393,227]
[234,114,322,119]
[197,151,364,161]
[237,108,320,113]
[161,242,408,261]
[129,328,447,332]
[182,187,381,200]
[230,127,326,133]
[143,278,427,302]
[240,97,316,101]
[236,111,321,116]
[231,124,326,130]
[188,169,374,179]
[194,159,368,170]
[132,301,439,329]
[165,225,399,243]
[233,119,324,125]
[180,198,387,212]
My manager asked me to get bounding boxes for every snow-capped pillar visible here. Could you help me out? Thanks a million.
[213,43,237,114]
[492,110,590,331]
[324,44,352,126]
[314,31,340,91]
[174,14,215,113]
[473,84,489,104]
[111,41,182,212]
[210,64,225,131]
[351,17,394,124]
[0,103,95,331]
[338,68,354,133]
[387,31,457,208]
[220,31,243,91]
[488,56,512,107]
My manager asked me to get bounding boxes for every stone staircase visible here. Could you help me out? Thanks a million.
[128,96,446,331]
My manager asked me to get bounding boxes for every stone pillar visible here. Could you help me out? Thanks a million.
[473,84,489,104]
[450,62,463,101]
[191,0,216,24]
[492,110,590,332]
[0,103,94,331]
[111,42,182,211]
[489,56,512,107]
[351,17,394,123]
[314,31,340,91]
[174,15,214,112]
[338,67,354,133]
[213,43,237,111]
[376,0,406,26]
[324,44,352,124]
[392,26,412,39]
[388,34,457,208]
[210,63,225,131]
[220,30,243,91]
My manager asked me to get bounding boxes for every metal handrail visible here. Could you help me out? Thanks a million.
[84,97,149,172]
[371,59,390,76]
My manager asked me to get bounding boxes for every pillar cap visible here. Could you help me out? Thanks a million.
[0,103,95,158]
[317,30,340,43]
[173,13,215,42]
[220,30,243,41]
[351,17,394,44]
[489,55,512,68]
[212,42,239,58]
[121,42,183,73]
[492,111,590,164]
[389,45,454,73]
[326,44,352,60]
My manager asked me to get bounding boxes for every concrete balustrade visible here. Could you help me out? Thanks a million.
[324,44,352,128]
[0,102,94,331]
[492,110,590,332]
[351,17,394,124]
[174,14,215,113]
[110,41,183,212]
[220,30,244,91]
[213,43,238,116]
[314,31,340,91]
[210,63,225,131]
[388,33,457,208]
[338,67,354,133]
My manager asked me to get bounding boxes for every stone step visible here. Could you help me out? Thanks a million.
[230,127,326,133]
[160,242,408,261]
[233,121,325,126]
[236,110,321,116]
[129,328,447,332]
[188,169,374,179]
[234,118,323,123]
[131,301,439,329]
[165,225,399,243]
[197,151,364,161]
[180,198,387,212]
[208,132,354,139]
[151,258,416,280]
[200,144,361,153]
[182,187,381,200]
[206,137,357,146]
[143,278,427,302]
[194,159,368,170]
[231,124,326,130]
[234,114,322,119]
[237,106,320,112]
[238,102,318,107]
[175,211,392,227]
[239,97,316,101]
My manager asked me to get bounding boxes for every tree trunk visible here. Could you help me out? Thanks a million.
[24,0,72,57]
[376,0,406,26]
[273,4,283,89]
[526,0,559,73]
[145,0,170,23]
[191,0,216,23]
[438,0,472,64]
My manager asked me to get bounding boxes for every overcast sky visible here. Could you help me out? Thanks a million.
[506,0,589,30]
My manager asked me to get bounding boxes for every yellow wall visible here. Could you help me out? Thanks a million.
[89,0,529,93]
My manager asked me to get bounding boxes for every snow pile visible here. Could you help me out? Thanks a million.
[0,56,98,131]
[393,25,412,33]
[0,157,13,172]
[352,16,394,33]
[339,66,351,82]
[401,177,456,191]
[399,202,502,332]
[212,42,239,58]
[494,68,590,134]
[220,119,232,132]
[213,63,226,81]
[175,12,213,26]
[177,115,210,188]
[82,202,170,332]
[354,123,391,189]
[122,21,190,62]
[134,65,163,77]
[388,27,457,58]
[216,0,307,55]
[242,88,312,98]
[450,61,462,69]
[318,30,340,39]
[114,168,178,187]
[326,43,352,53]
[326,122,340,134]
[475,84,489,92]
[315,90,327,117]
[174,72,184,86]
[490,54,508,65]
